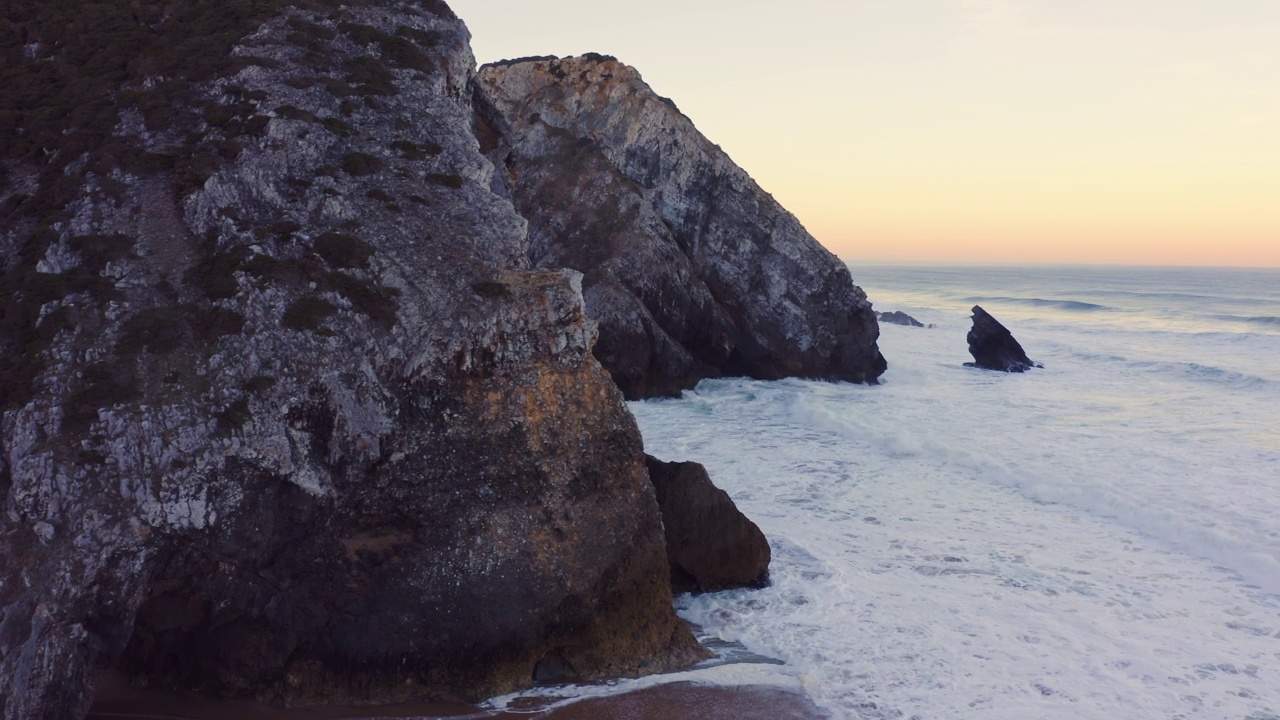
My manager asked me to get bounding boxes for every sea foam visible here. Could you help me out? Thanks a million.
[629,265,1280,720]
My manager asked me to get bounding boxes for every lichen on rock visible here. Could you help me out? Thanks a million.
[0,4,703,718]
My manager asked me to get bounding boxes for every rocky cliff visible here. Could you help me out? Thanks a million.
[477,56,886,399]
[0,4,703,718]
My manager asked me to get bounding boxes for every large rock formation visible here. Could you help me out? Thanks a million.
[965,305,1042,372]
[476,56,886,399]
[0,4,703,718]
[645,456,770,594]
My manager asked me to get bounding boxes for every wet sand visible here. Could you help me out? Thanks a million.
[89,674,828,720]
[532,684,829,719]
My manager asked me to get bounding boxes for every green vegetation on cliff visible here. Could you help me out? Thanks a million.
[0,0,447,411]
[0,0,453,213]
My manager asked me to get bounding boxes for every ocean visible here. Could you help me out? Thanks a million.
[493,265,1280,719]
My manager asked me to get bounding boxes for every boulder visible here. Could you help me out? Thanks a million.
[477,56,886,399]
[965,306,1042,372]
[877,310,925,327]
[0,6,705,718]
[645,456,770,593]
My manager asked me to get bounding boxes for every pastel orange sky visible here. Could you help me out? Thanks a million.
[451,1,1280,267]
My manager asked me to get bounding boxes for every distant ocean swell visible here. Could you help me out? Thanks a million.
[1067,289,1275,306]
[962,296,1116,312]
[1213,314,1280,327]
[631,265,1280,719]
[1053,348,1277,391]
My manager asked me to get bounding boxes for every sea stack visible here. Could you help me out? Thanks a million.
[878,310,926,327]
[645,456,771,593]
[965,305,1042,372]
[476,55,887,399]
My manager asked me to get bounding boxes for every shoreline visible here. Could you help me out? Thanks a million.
[89,673,829,720]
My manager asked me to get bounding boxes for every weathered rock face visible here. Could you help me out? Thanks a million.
[877,310,925,328]
[0,5,702,719]
[476,56,887,399]
[644,456,770,594]
[965,305,1041,372]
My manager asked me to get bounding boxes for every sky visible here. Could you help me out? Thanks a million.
[449,1,1280,267]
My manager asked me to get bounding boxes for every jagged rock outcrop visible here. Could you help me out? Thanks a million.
[877,310,925,328]
[644,456,770,594]
[0,4,704,719]
[476,56,886,399]
[965,305,1042,372]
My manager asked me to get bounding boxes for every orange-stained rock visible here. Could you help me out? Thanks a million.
[0,6,702,719]
[645,456,771,594]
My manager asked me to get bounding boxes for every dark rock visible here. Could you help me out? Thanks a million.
[0,6,706,719]
[965,305,1042,372]
[477,57,886,399]
[645,456,770,593]
[877,310,925,327]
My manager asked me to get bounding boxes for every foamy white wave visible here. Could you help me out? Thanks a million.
[627,266,1280,720]
[482,659,803,714]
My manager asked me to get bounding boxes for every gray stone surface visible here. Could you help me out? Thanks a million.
[0,7,703,718]
[478,56,887,398]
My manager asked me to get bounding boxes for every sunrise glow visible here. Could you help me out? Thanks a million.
[451,0,1280,267]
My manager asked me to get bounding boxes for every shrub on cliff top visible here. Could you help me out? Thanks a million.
[390,139,443,160]
[67,234,136,273]
[426,172,464,189]
[314,232,373,269]
[0,0,443,258]
[472,280,512,300]
[396,25,441,47]
[342,152,385,176]
[282,295,337,331]
[0,0,448,412]
[63,363,138,433]
[343,56,399,96]
[215,397,252,434]
[338,19,439,75]
[327,272,400,329]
